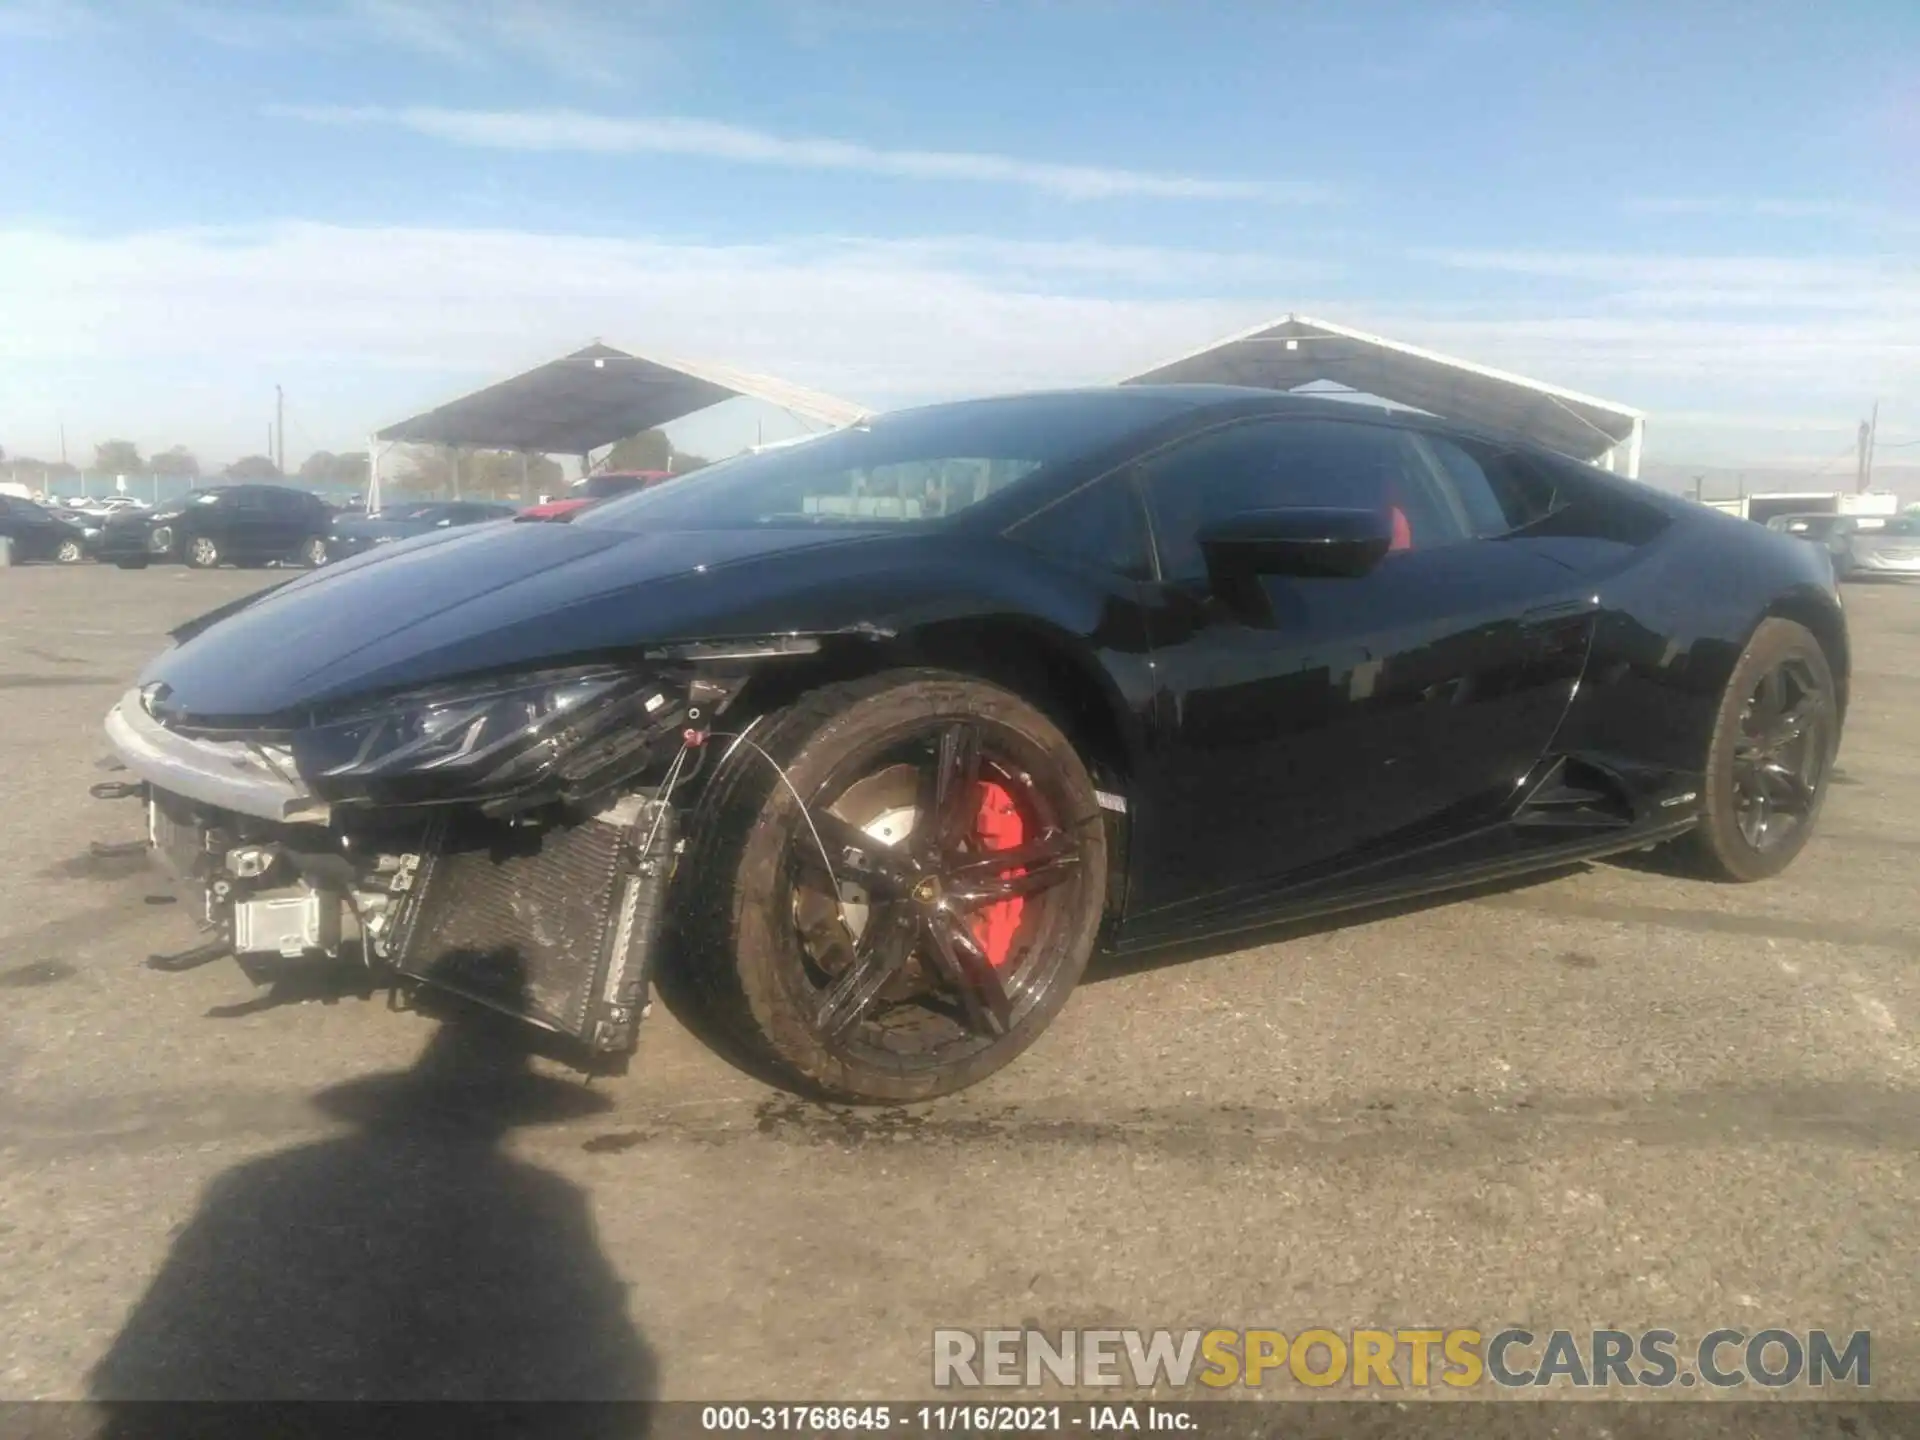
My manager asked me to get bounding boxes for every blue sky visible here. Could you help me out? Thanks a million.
[1,0,1914,478]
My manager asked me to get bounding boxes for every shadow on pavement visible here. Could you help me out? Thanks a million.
[88,984,659,1403]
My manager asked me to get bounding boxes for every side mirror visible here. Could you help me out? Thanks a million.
[1197,507,1393,585]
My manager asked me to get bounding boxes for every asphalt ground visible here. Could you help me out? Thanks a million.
[0,562,1916,1414]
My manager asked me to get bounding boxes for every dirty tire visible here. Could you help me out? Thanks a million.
[673,669,1107,1104]
[1678,617,1837,882]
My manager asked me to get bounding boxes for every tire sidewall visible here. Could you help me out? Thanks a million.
[1696,618,1837,882]
[722,675,1108,1103]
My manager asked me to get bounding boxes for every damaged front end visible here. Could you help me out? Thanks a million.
[99,642,807,1066]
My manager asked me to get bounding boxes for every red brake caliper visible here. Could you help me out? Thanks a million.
[970,781,1026,968]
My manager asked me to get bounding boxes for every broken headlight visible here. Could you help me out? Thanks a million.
[291,665,671,806]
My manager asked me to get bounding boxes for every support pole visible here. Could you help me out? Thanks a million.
[366,435,380,514]
[1625,417,1644,481]
[1864,400,1879,493]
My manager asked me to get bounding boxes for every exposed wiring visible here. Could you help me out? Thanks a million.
[635,740,693,865]
[705,729,854,932]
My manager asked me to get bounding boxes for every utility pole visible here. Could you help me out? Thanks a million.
[275,385,285,476]
[1862,400,1879,494]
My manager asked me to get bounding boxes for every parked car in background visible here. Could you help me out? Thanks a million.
[95,484,333,570]
[520,469,673,521]
[64,496,150,519]
[1840,512,1920,579]
[325,500,519,561]
[0,494,96,563]
[1765,512,1862,575]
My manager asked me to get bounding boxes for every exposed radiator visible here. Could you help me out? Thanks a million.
[388,797,677,1055]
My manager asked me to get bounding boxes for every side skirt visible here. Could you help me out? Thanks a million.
[1108,814,1697,956]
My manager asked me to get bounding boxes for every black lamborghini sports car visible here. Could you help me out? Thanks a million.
[98,386,1847,1102]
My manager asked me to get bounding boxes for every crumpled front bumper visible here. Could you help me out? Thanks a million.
[103,688,329,824]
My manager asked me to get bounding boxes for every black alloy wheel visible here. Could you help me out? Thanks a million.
[1730,655,1829,854]
[1682,618,1837,881]
[788,720,1090,1052]
[675,669,1108,1103]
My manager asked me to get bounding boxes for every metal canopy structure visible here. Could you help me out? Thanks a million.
[1120,313,1646,477]
[375,342,872,456]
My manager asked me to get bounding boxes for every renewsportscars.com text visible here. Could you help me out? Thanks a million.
[932,1327,1871,1391]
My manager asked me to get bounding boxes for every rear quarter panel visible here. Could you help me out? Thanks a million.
[1550,494,1847,788]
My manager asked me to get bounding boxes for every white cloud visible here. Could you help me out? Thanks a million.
[0,223,1278,462]
[1,223,1911,472]
[1623,196,1917,229]
[269,104,1330,203]
[0,0,94,36]
[156,0,659,83]
[1419,247,1920,309]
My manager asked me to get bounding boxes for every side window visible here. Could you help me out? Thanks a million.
[1138,418,1471,584]
[1007,472,1154,582]
[1409,434,1560,537]
[231,489,265,511]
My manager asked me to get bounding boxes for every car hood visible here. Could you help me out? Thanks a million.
[140,520,901,721]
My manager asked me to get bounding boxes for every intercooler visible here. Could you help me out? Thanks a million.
[384,796,678,1057]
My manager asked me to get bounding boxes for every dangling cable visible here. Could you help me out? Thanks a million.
[635,739,693,864]
[705,729,854,932]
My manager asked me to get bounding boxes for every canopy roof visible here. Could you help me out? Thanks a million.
[1120,314,1644,471]
[376,342,872,454]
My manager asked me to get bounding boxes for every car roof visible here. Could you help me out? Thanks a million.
[873,384,1560,457]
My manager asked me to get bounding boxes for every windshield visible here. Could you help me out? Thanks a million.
[576,392,1191,532]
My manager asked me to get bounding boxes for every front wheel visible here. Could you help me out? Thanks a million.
[298,536,328,567]
[1678,617,1838,882]
[676,669,1108,1103]
[54,538,85,564]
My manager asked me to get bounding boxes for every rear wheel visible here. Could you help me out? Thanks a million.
[676,670,1108,1103]
[1680,618,1837,882]
[186,535,220,569]
[298,536,328,567]
[54,538,84,564]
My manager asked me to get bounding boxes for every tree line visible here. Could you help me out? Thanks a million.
[1,430,711,497]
